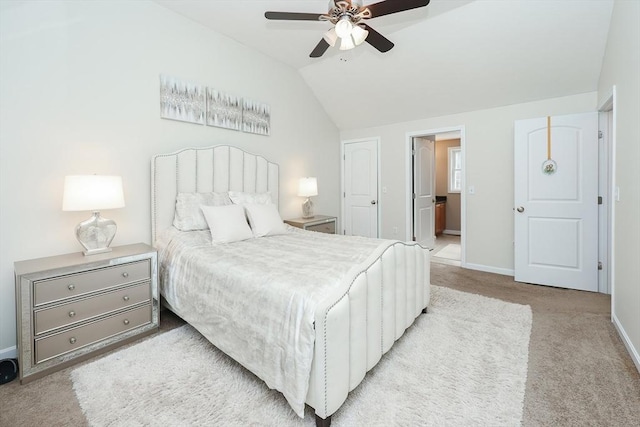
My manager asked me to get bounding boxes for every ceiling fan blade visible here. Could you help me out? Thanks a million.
[310,39,331,58]
[365,0,430,19]
[265,11,324,21]
[362,24,394,53]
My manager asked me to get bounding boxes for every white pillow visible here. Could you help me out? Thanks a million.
[244,203,288,237]
[173,192,232,231]
[228,191,272,205]
[201,204,253,243]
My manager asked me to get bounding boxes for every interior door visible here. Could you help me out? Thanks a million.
[413,136,435,247]
[514,112,598,291]
[344,140,378,237]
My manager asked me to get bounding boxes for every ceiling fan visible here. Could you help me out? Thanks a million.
[265,0,430,58]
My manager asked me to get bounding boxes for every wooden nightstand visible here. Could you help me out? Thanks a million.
[14,243,159,383]
[285,215,337,234]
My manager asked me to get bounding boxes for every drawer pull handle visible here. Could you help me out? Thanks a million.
[68,284,75,291]
[123,319,130,325]
[69,337,77,344]
[68,311,76,318]
[123,295,130,301]
[122,272,129,278]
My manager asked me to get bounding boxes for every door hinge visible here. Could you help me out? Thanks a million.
[598,261,603,270]
[412,236,416,242]
[598,196,603,205]
[412,193,416,199]
[598,130,603,139]
[343,192,346,198]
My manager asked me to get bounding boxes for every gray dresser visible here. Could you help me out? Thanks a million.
[14,243,159,383]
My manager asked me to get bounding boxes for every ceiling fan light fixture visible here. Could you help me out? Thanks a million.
[339,36,356,51]
[351,25,368,46]
[335,16,353,39]
[323,28,338,47]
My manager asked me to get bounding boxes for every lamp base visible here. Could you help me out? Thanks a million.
[301,197,315,219]
[75,211,117,256]
[82,247,113,256]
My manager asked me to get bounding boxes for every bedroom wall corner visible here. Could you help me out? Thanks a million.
[0,1,339,354]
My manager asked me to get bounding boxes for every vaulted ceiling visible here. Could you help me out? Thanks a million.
[154,0,614,130]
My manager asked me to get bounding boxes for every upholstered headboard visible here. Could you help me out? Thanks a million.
[151,145,279,245]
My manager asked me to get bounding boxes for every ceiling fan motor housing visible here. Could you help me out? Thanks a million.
[325,0,371,25]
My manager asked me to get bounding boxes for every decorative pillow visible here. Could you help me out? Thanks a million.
[201,204,253,243]
[244,203,288,237]
[228,191,272,205]
[173,192,231,231]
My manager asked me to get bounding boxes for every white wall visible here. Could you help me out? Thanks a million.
[0,1,340,355]
[597,0,640,370]
[340,92,597,273]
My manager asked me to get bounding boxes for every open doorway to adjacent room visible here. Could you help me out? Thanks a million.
[406,127,465,267]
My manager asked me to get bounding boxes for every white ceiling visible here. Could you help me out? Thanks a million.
[154,0,614,130]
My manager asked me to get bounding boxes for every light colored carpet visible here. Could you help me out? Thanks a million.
[433,243,461,260]
[71,286,532,426]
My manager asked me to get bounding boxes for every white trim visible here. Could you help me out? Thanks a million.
[597,86,616,318]
[597,110,610,294]
[612,313,640,374]
[340,137,381,238]
[464,262,514,277]
[0,346,17,360]
[406,126,466,265]
[443,229,461,235]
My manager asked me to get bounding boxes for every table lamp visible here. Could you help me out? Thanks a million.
[298,177,318,218]
[62,175,125,255]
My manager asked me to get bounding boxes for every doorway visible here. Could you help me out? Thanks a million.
[406,126,466,266]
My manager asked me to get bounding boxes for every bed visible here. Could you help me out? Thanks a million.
[151,145,430,426]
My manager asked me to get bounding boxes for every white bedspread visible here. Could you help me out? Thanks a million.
[156,226,396,417]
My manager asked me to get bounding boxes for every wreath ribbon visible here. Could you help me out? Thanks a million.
[547,116,551,160]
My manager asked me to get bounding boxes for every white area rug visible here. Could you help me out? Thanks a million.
[72,286,532,426]
[433,243,461,260]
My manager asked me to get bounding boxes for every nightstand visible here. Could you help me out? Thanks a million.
[285,215,337,234]
[14,243,159,383]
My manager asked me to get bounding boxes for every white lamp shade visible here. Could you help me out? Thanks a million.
[63,175,125,211]
[351,25,369,46]
[340,36,356,51]
[323,28,338,47]
[335,17,353,39]
[298,177,318,197]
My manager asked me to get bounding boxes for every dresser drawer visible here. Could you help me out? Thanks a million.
[34,282,151,335]
[35,304,152,364]
[306,221,335,234]
[34,260,151,307]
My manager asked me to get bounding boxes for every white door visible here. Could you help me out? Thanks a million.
[413,136,435,247]
[514,112,598,291]
[344,140,378,237]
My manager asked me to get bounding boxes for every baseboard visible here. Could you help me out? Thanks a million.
[442,230,461,236]
[0,346,17,360]
[463,262,514,277]
[612,313,640,374]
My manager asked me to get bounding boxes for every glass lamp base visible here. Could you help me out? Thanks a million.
[302,197,314,219]
[75,211,117,256]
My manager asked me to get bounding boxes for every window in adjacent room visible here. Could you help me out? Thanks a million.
[448,146,462,193]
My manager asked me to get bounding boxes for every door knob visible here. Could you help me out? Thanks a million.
[517,206,525,213]
[371,200,377,205]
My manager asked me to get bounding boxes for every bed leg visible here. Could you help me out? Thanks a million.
[422,307,428,314]
[315,414,331,427]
